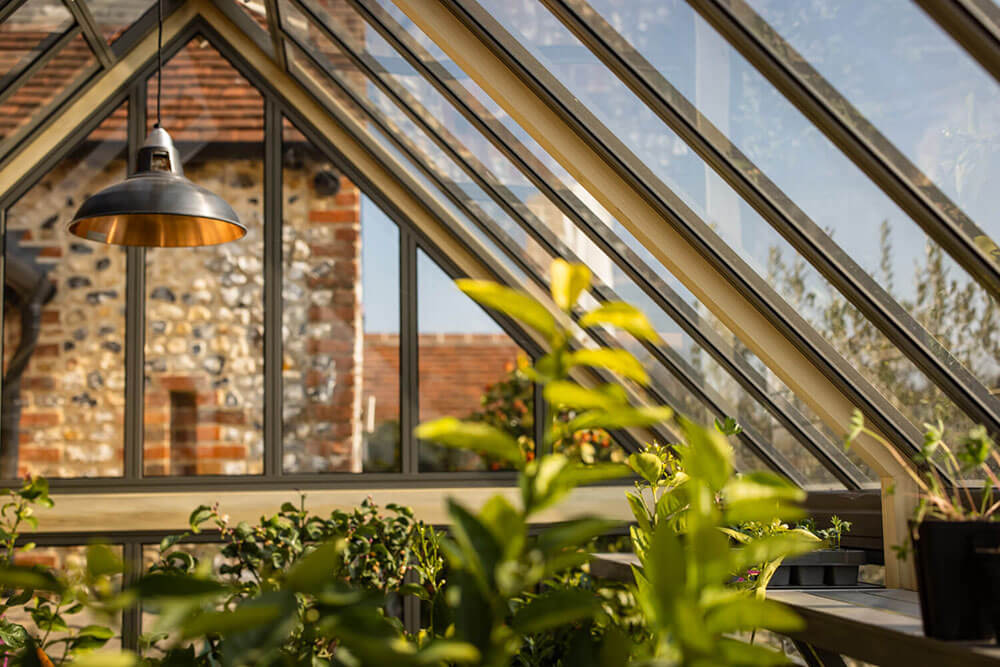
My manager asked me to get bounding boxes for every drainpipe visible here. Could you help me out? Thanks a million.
[2,255,56,479]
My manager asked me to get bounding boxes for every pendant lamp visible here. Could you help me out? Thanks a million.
[67,0,245,247]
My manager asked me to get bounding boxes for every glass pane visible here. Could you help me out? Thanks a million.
[143,38,264,476]
[564,0,991,458]
[433,0,984,441]
[7,545,123,652]
[0,32,94,142]
[417,249,532,472]
[84,0,153,45]
[302,2,853,484]
[748,0,1000,244]
[235,0,269,32]
[3,101,128,479]
[0,0,74,81]
[281,117,401,473]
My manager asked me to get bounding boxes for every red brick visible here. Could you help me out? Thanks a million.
[334,191,359,206]
[20,412,60,427]
[19,447,60,462]
[308,209,357,223]
[196,425,220,441]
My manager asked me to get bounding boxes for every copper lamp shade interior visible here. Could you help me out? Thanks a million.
[67,127,245,247]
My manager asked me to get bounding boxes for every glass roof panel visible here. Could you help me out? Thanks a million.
[748,0,1000,245]
[0,31,94,143]
[419,0,984,442]
[371,1,872,482]
[286,2,848,483]
[83,0,152,45]
[235,0,269,32]
[0,0,74,82]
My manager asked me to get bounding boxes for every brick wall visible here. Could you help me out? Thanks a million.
[362,333,522,424]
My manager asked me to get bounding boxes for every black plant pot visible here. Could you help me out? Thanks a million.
[913,520,1000,641]
[794,565,825,586]
[768,564,791,586]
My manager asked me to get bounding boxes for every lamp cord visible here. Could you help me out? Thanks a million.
[155,0,162,128]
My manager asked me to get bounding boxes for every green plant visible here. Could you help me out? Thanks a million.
[846,409,1000,524]
[418,260,818,665]
[0,259,821,666]
[468,363,622,469]
[0,478,119,665]
[797,516,853,550]
[626,418,819,665]
[847,410,1000,561]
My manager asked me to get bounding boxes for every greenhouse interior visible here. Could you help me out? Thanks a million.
[0,0,999,664]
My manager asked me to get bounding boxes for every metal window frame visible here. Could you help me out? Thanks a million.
[280,32,651,456]
[348,0,867,489]
[398,0,930,587]
[412,0,929,467]
[286,0,835,486]
[0,22,81,104]
[61,0,114,68]
[283,27,690,466]
[543,0,1000,440]
[915,0,1000,92]
[689,0,1000,304]
[0,3,572,492]
[0,0,29,25]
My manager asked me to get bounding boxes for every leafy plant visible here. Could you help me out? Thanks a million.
[846,409,1000,524]
[626,418,819,665]
[797,516,853,550]
[0,259,821,666]
[0,478,118,665]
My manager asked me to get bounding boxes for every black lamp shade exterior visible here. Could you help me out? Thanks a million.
[67,127,245,247]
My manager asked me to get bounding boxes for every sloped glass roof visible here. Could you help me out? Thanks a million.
[1,0,998,497]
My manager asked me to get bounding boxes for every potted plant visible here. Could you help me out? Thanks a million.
[847,412,1000,641]
[779,516,865,586]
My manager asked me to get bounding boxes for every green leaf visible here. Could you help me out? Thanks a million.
[732,531,820,572]
[625,492,651,534]
[0,619,29,649]
[567,406,673,432]
[70,652,139,667]
[188,506,214,533]
[479,495,524,560]
[544,382,626,410]
[446,499,501,586]
[558,462,633,487]
[566,348,649,385]
[415,639,481,665]
[87,543,123,578]
[415,418,523,468]
[181,603,285,639]
[284,540,344,593]
[628,452,664,485]
[550,259,591,312]
[717,637,794,665]
[0,566,63,593]
[132,573,228,599]
[456,280,558,341]
[678,418,733,491]
[158,534,185,552]
[76,624,115,640]
[537,517,622,555]
[397,583,431,601]
[705,597,803,634]
[723,472,805,506]
[511,590,602,634]
[579,301,660,342]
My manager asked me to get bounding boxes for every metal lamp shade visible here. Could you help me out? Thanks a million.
[67,127,245,247]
